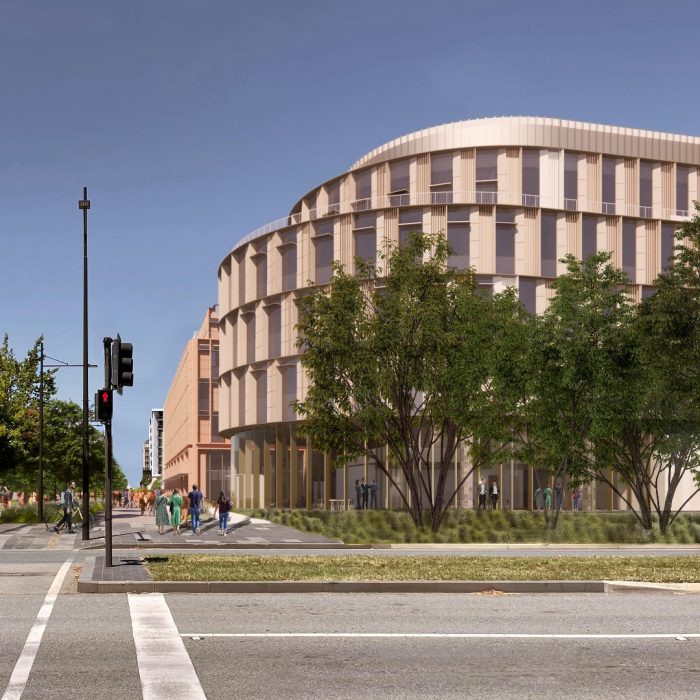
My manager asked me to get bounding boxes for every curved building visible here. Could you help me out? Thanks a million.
[217,116,700,511]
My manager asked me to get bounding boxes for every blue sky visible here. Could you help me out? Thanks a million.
[1,0,698,486]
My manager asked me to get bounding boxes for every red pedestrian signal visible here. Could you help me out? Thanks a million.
[96,388,113,422]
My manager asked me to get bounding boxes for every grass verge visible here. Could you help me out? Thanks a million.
[144,554,700,583]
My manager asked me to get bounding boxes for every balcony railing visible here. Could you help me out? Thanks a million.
[229,191,693,253]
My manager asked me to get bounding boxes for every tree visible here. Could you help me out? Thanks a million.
[295,232,523,532]
[41,399,127,495]
[515,253,633,529]
[0,335,55,488]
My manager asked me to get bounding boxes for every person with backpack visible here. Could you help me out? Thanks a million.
[216,491,233,535]
[187,484,204,534]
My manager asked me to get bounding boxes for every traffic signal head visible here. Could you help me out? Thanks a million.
[96,389,113,422]
[111,336,133,390]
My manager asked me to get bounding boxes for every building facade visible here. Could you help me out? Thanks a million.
[148,409,163,481]
[217,116,700,511]
[162,306,231,496]
[141,439,150,486]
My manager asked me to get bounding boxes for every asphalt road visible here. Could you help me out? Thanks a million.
[1,550,699,699]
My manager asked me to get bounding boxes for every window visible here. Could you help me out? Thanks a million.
[267,305,281,358]
[677,165,689,215]
[522,149,540,206]
[390,159,410,206]
[447,207,469,269]
[353,213,376,268]
[622,219,636,282]
[281,246,296,291]
[354,169,372,210]
[255,255,267,298]
[476,149,498,204]
[281,364,297,421]
[326,180,340,214]
[211,347,219,380]
[661,223,676,270]
[564,152,578,209]
[244,312,256,363]
[541,211,557,278]
[495,208,516,275]
[431,152,453,203]
[398,209,422,248]
[313,221,334,284]
[210,413,224,443]
[234,248,246,306]
[640,160,653,214]
[519,278,537,314]
[198,379,209,414]
[255,372,267,424]
[582,216,597,260]
[602,157,616,214]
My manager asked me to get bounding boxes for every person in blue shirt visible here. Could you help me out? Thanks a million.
[187,484,204,534]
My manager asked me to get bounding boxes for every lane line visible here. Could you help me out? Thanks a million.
[1,555,75,700]
[179,632,700,640]
[128,593,206,700]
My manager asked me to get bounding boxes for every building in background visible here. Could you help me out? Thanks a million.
[148,408,163,483]
[217,116,700,511]
[162,305,230,497]
[141,439,151,486]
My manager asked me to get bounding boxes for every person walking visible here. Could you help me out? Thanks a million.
[216,491,233,535]
[544,485,553,512]
[572,486,582,512]
[155,491,170,535]
[490,481,499,510]
[369,479,378,509]
[477,478,487,510]
[170,488,184,534]
[54,482,76,534]
[360,477,369,510]
[554,481,563,510]
[354,479,362,510]
[188,484,204,534]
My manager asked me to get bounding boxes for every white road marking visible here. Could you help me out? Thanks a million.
[1,555,74,700]
[128,593,206,699]
[180,632,700,640]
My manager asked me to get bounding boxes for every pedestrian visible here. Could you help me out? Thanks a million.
[369,479,378,509]
[360,477,369,510]
[354,479,362,510]
[170,488,184,534]
[544,485,553,512]
[216,491,233,535]
[490,481,499,510]
[534,487,543,511]
[188,483,204,534]
[554,480,563,510]
[155,491,170,535]
[478,478,487,510]
[54,482,77,534]
[572,486,582,512]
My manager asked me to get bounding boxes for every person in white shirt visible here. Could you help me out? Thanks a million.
[490,481,499,510]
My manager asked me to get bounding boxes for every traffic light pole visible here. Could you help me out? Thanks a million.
[103,337,113,567]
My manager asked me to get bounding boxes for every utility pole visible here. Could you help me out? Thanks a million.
[103,337,113,567]
[79,188,91,541]
[38,341,44,522]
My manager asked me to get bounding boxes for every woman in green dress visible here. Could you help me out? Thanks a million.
[170,488,184,534]
[155,491,170,534]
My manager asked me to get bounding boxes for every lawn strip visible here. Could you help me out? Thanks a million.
[144,555,700,583]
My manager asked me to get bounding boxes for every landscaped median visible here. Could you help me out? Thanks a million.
[77,553,700,593]
[144,554,700,584]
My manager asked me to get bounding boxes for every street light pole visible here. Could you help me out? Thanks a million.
[38,341,44,523]
[80,188,91,541]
